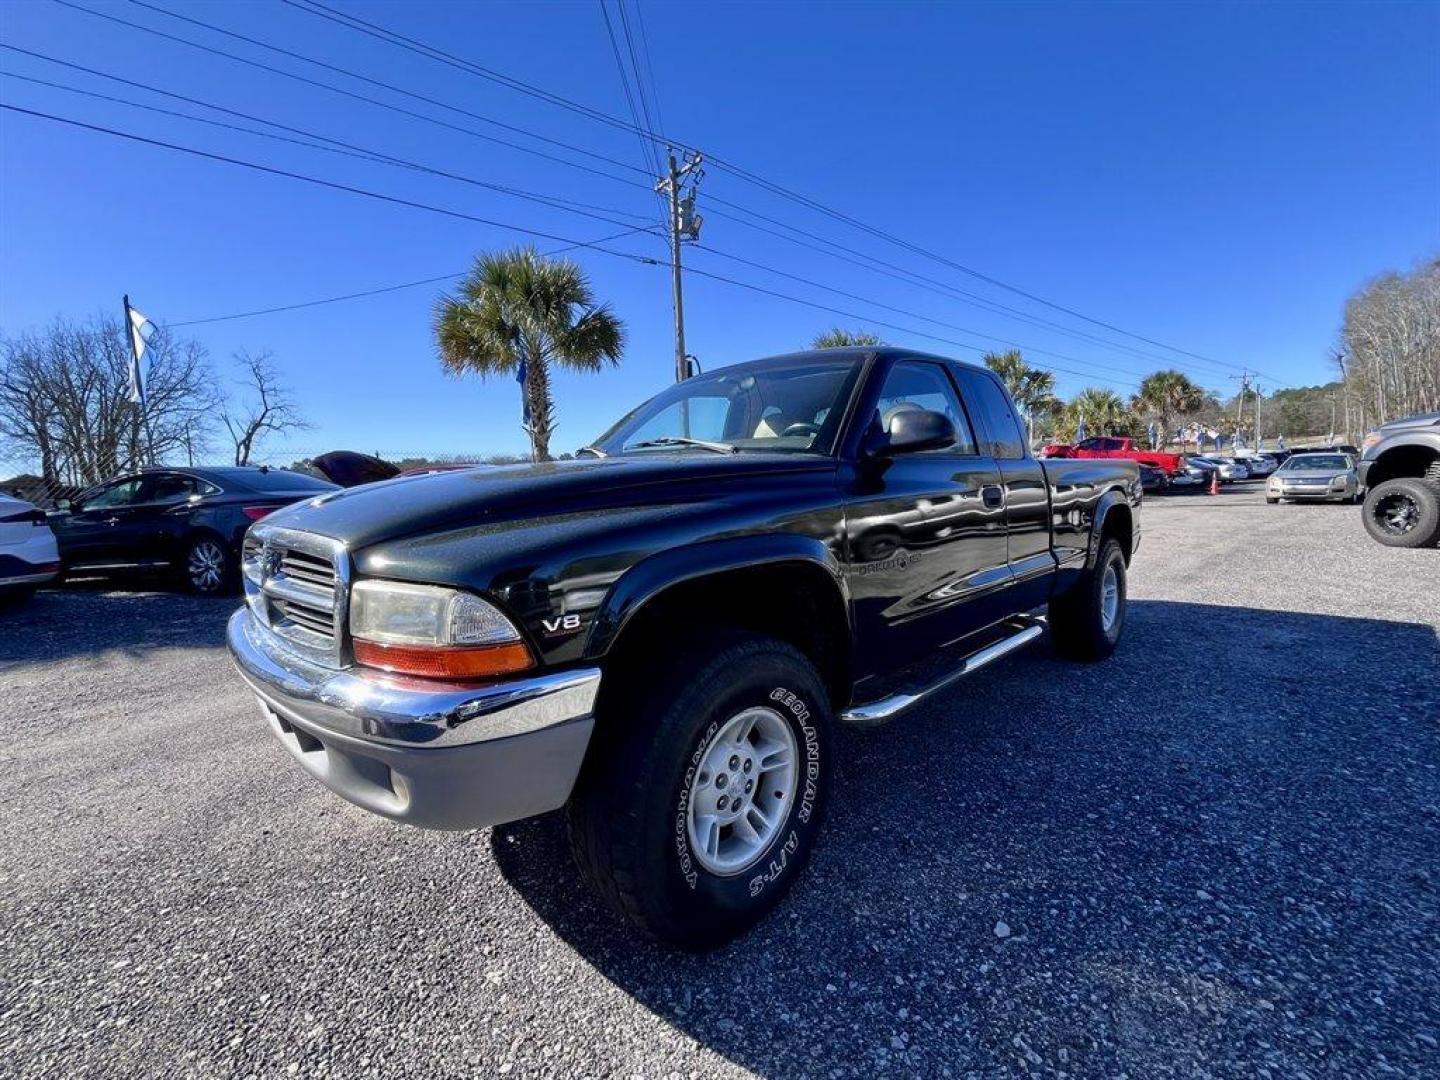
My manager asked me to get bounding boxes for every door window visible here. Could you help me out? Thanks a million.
[957,372,1027,459]
[143,474,201,505]
[872,361,977,454]
[82,478,146,510]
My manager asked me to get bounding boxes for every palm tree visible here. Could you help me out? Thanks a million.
[1133,369,1205,450]
[435,247,625,462]
[983,350,1058,444]
[811,328,883,349]
[982,350,1027,396]
[1067,387,1128,436]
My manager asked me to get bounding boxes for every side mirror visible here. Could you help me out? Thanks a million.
[874,409,956,456]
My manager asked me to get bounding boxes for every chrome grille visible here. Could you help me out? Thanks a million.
[243,526,349,667]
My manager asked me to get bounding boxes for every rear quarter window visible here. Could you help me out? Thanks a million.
[238,471,338,494]
[955,370,1027,459]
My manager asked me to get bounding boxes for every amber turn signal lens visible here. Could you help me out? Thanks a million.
[352,638,534,680]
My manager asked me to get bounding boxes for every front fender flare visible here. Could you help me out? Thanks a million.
[583,533,850,660]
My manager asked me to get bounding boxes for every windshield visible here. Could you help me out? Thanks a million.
[594,355,864,456]
[1281,455,1350,471]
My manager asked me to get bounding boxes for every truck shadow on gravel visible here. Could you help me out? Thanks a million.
[0,585,235,666]
[492,600,1440,1078]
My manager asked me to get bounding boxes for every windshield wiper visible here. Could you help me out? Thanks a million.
[576,445,607,459]
[625,436,739,455]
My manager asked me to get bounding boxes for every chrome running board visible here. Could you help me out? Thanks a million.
[840,616,1047,728]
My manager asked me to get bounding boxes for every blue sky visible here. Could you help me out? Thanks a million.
[2,0,1437,462]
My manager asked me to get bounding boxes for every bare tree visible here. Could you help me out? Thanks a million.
[222,351,311,466]
[1340,256,1440,426]
[1,314,219,486]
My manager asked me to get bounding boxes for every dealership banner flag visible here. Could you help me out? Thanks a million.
[123,296,155,405]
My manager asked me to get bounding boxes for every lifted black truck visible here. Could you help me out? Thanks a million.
[227,348,1141,948]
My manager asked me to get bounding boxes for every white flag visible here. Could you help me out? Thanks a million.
[126,306,154,405]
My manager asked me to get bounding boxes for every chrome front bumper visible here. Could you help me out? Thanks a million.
[226,608,599,829]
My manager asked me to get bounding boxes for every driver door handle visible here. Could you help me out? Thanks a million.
[981,485,1005,509]
[102,516,121,526]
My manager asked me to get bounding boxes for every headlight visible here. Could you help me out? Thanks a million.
[1362,432,1382,450]
[1330,475,1348,488]
[349,580,533,679]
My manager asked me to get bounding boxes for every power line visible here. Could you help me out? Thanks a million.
[629,0,666,138]
[276,0,1252,377]
[50,0,656,196]
[71,0,1250,381]
[1,103,1136,391]
[689,243,1166,384]
[281,0,661,142]
[597,0,666,227]
[168,226,656,327]
[697,198,1246,378]
[615,0,662,172]
[0,60,657,231]
[0,103,666,265]
[19,5,1231,376]
[0,49,1139,381]
[124,0,654,182]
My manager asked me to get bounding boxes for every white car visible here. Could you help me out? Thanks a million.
[1192,455,1250,481]
[0,494,61,603]
[1237,454,1278,476]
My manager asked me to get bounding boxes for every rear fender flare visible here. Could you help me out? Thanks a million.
[1087,489,1133,569]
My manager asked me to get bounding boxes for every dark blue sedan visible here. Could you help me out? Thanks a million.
[50,466,338,594]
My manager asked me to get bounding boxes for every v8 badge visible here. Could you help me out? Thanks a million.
[540,613,584,637]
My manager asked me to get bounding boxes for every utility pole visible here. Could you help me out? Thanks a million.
[1229,370,1251,449]
[1253,381,1262,452]
[657,149,703,384]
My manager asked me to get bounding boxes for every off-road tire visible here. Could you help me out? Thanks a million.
[1049,537,1127,661]
[567,630,832,950]
[1361,478,1440,549]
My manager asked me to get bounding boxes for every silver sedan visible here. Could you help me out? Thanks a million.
[1266,453,1360,503]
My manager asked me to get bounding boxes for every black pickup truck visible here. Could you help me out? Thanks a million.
[227,348,1140,948]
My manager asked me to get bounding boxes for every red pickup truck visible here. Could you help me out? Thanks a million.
[1040,436,1186,474]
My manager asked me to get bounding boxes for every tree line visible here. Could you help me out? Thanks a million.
[1337,256,1439,431]
[0,315,308,487]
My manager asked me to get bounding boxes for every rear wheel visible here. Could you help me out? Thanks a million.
[1361,478,1440,548]
[567,630,832,950]
[184,535,235,594]
[1050,537,1127,661]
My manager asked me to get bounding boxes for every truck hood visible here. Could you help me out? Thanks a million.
[1380,411,1440,431]
[262,453,831,550]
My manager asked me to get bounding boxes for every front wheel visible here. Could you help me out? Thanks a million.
[1049,537,1127,661]
[567,631,832,950]
[1361,478,1440,548]
[184,535,235,594]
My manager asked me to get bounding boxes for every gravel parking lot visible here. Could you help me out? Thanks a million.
[2,485,1437,1079]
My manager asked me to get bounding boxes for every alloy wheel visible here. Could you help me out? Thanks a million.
[685,706,797,876]
[1100,562,1120,631]
[188,540,227,592]
[1373,492,1420,536]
